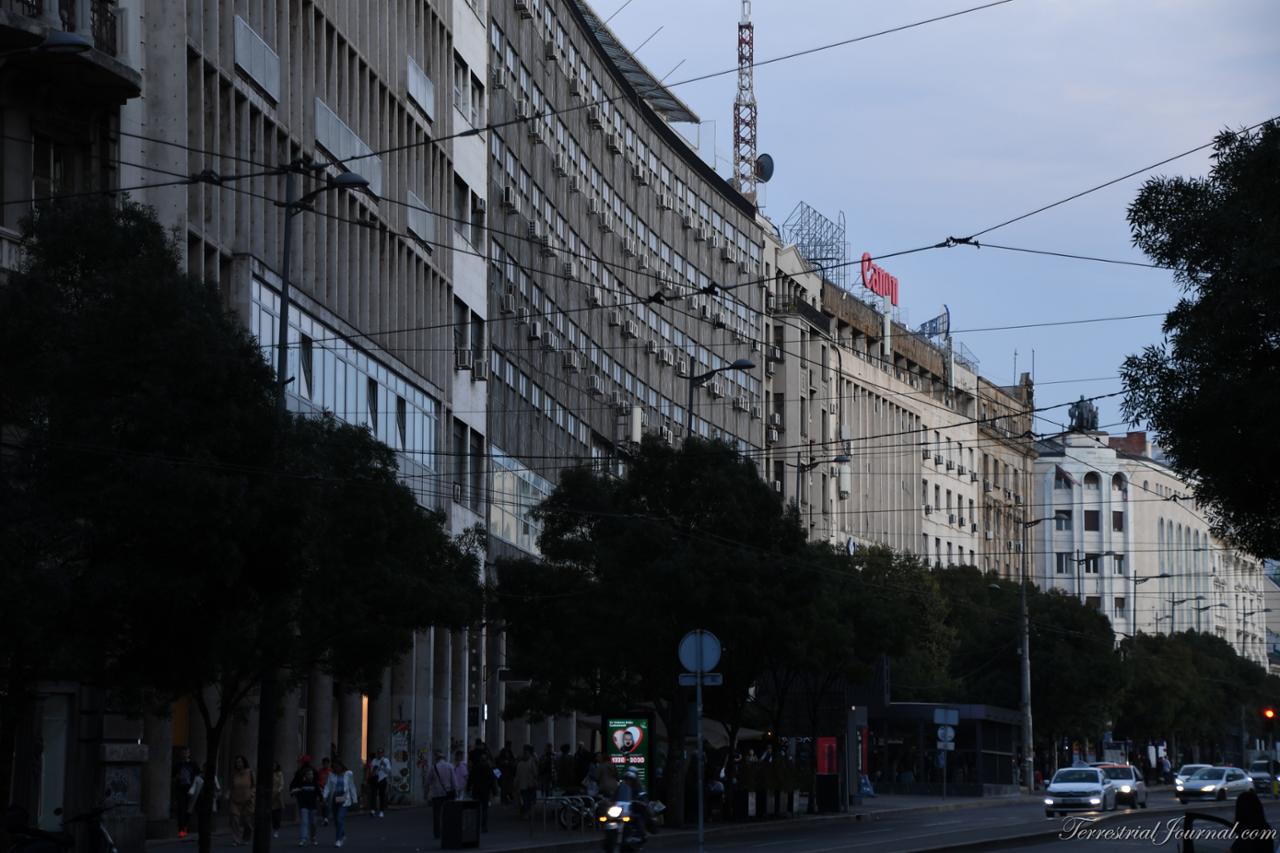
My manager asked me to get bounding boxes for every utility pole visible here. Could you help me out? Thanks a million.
[1020,532,1034,793]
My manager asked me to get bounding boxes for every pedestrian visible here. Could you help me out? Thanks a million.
[185,762,221,840]
[428,750,456,839]
[452,749,469,800]
[556,744,576,793]
[370,748,391,817]
[1232,789,1273,853]
[584,752,601,797]
[316,757,333,827]
[321,758,357,848]
[290,765,320,847]
[538,744,555,796]
[515,745,539,817]
[228,755,255,847]
[271,763,284,839]
[172,747,201,839]
[468,747,495,832]
[497,742,516,804]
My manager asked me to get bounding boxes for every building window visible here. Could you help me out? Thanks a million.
[1112,511,1124,532]
[1083,553,1101,574]
[1114,597,1126,613]
[1113,554,1126,575]
[1084,510,1100,532]
[1083,472,1101,491]
[395,395,407,450]
[299,334,314,399]
[1085,596,1101,610]
[1054,510,1072,531]
[366,377,379,433]
[1055,552,1071,574]
[1054,469,1073,490]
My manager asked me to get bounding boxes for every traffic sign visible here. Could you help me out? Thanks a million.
[937,725,955,743]
[679,630,721,673]
[679,672,723,687]
[936,741,955,751]
[932,708,959,726]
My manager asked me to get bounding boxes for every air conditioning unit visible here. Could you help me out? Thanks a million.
[767,345,783,362]
[946,459,955,471]
[454,347,474,371]
[708,380,724,398]
[768,412,783,428]
[772,480,784,494]
[676,359,690,377]
[501,185,518,211]
[957,465,967,476]
[608,390,625,409]
[599,213,615,233]
[568,174,582,194]
[544,37,557,61]
[970,471,979,483]
[659,348,674,366]
[622,320,639,339]
[681,213,694,230]
[934,455,944,466]
[543,331,560,352]
[527,123,546,146]
[924,505,933,516]
[471,358,488,382]
[971,523,979,533]
[984,530,993,540]
[712,310,727,329]
[622,238,638,257]
[587,286,604,307]
[707,233,721,250]
[637,255,650,272]
[921,449,931,460]
[658,424,674,444]
[732,395,749,412]
[515,98,531,120]
[765,360,776,376]
[516,307,529,326]
[607,310,621,327]
[1014,494,1023,505]
[657,191,673,210]
[948,514,957,525]
[694,225,708,243]
[957,516,966,527]
[490,67,508,90]
[562,350,582,372]
[720,245,734,263]
[527,220,546,242]
[569,79,584,100]
[645,339,659,355]
[1004,488,1012,499]
[698,303,712,321]
[605,131,622,153]
[527,320,543,341]
[632,163,649,185]
[554,152,569,176]
[514,0,533,18]
[749,405,762,420]
[587,197,602,216]
[586,105,603,128]
[983,480,992,493]
[500,293,516,314]
[584,375,605,397]
[562,260,579,280]
[767,428,780,445]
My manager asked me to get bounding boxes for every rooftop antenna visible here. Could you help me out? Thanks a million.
[732,0,758,201]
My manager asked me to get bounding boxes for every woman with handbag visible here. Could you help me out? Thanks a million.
[227,756,255,847]
[322,759,358,848]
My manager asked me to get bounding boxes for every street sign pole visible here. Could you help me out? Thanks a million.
[696,633,705,853]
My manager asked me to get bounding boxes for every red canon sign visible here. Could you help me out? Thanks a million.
[860,252,899,307]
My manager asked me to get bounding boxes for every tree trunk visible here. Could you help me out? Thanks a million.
[252,670,278,853]
[0,664,28,853]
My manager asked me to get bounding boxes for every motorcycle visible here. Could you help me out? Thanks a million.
[596,797,665,853]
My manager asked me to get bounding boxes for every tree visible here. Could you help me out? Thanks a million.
[0,199,480,853]
[1121,121,1280,559]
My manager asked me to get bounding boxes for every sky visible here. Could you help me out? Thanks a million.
[604,0,1280,434]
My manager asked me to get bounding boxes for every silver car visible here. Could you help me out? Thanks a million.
[1044,767,1117,817]
[1175,763,1211,786]
[1097,763,1148,808]
[1176,766,1253,803]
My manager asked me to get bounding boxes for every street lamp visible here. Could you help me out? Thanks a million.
[790,453,850,512]
[685,357,754,435]
[1167,595,1204,633]
[274,165,370,413]
[1009,518,1055,792]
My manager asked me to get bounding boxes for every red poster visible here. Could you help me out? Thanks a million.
[816,736,838,775]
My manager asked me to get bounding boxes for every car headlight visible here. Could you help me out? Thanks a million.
[1120,785,1132,793]
[1176,784,1184,790]
[1089,797,1102,805]
[1044,798,1054,805]
[1201,784,1217,792]
[607,805,623,818]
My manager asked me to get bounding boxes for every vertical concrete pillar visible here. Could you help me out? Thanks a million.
[367,666,392,758]
[553,714,576,752]
[274,686,302,769]
[432,628,452,756]
[336,690,364,775]
[186,695,208,769]
[142,712,173,835]
[412,631,436,802]
[307,671,334,761]
[450,631,468,753]
[229,689,258,770]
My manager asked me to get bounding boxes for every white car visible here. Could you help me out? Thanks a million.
[1175,763,1211,786]
[1044,767,1117,817]
[1176,766,1253,803]
[1097,763,1148,808]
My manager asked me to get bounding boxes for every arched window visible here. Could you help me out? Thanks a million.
[1083,472,1101,491]
[1111,473,1127,499]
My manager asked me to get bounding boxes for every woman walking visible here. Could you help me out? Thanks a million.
[228,755,255,847]
[270,763,285,838]
[290,765,321,847]
[322,759,358,848]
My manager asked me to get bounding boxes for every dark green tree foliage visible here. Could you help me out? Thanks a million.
[0,200,479,853]
[1121,121,1280,558]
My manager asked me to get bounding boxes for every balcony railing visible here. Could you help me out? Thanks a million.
[4,0,44,17]
[90,0,116,56]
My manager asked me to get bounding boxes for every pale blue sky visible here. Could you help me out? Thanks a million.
[607,0,1280,432]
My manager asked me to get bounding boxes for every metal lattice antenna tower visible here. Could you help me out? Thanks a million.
[732,0,757,200]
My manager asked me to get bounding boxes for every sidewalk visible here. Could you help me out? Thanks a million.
[145,791,1033,852]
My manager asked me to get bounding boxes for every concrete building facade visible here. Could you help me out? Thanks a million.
[1031,430,1265,662]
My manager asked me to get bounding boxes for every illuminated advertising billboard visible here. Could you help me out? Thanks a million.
[605,717,650,790]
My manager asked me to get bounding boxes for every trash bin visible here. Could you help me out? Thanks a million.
[814,774,840,813]
[441,798,480,849]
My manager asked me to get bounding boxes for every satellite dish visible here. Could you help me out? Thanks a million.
[754,153,774,183]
